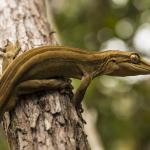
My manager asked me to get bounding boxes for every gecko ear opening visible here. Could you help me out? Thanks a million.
[104,61,120,75]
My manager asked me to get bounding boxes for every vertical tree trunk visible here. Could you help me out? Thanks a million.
[0,0,90,149]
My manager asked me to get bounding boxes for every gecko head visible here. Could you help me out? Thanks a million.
[100,50,150,77]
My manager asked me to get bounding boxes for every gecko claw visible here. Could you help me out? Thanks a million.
[75,103,84,113]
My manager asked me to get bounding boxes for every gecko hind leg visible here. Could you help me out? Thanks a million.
[2,79,73,115]
[1,41,21,70]
[3,79,73,112]
[15,79,73,95]
[0,93,18,122]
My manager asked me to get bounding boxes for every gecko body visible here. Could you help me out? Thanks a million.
[1,46,150,116]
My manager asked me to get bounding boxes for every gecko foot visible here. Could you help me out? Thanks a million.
[75,103,84,113]
[59,79,74,99]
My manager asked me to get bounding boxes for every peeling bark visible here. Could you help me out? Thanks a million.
[0,0,90,149]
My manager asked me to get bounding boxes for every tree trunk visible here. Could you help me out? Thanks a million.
[0,0,90,150]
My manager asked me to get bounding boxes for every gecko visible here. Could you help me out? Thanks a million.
[0,45,150,117]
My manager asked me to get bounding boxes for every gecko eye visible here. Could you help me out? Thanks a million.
[130,53,140,64]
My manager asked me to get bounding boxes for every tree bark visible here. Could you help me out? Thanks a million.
[0,0,90,150]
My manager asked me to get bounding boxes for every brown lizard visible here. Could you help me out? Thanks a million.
[0,45,150,117]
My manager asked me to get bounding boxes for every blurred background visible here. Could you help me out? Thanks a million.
[50,0,150,150]
[1,0,150,150]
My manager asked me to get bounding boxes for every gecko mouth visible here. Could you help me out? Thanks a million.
[108,61,150,76]
[119,61,150,76]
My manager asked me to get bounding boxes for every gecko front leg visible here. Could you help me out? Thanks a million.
[73,74,92,112]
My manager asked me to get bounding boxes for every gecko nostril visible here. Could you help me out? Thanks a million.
[112,59,116,63]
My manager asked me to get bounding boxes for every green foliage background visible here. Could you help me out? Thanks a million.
[1,0,150,150]
[51,0,150,150]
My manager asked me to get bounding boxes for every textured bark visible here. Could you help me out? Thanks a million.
[0,0,90,150]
